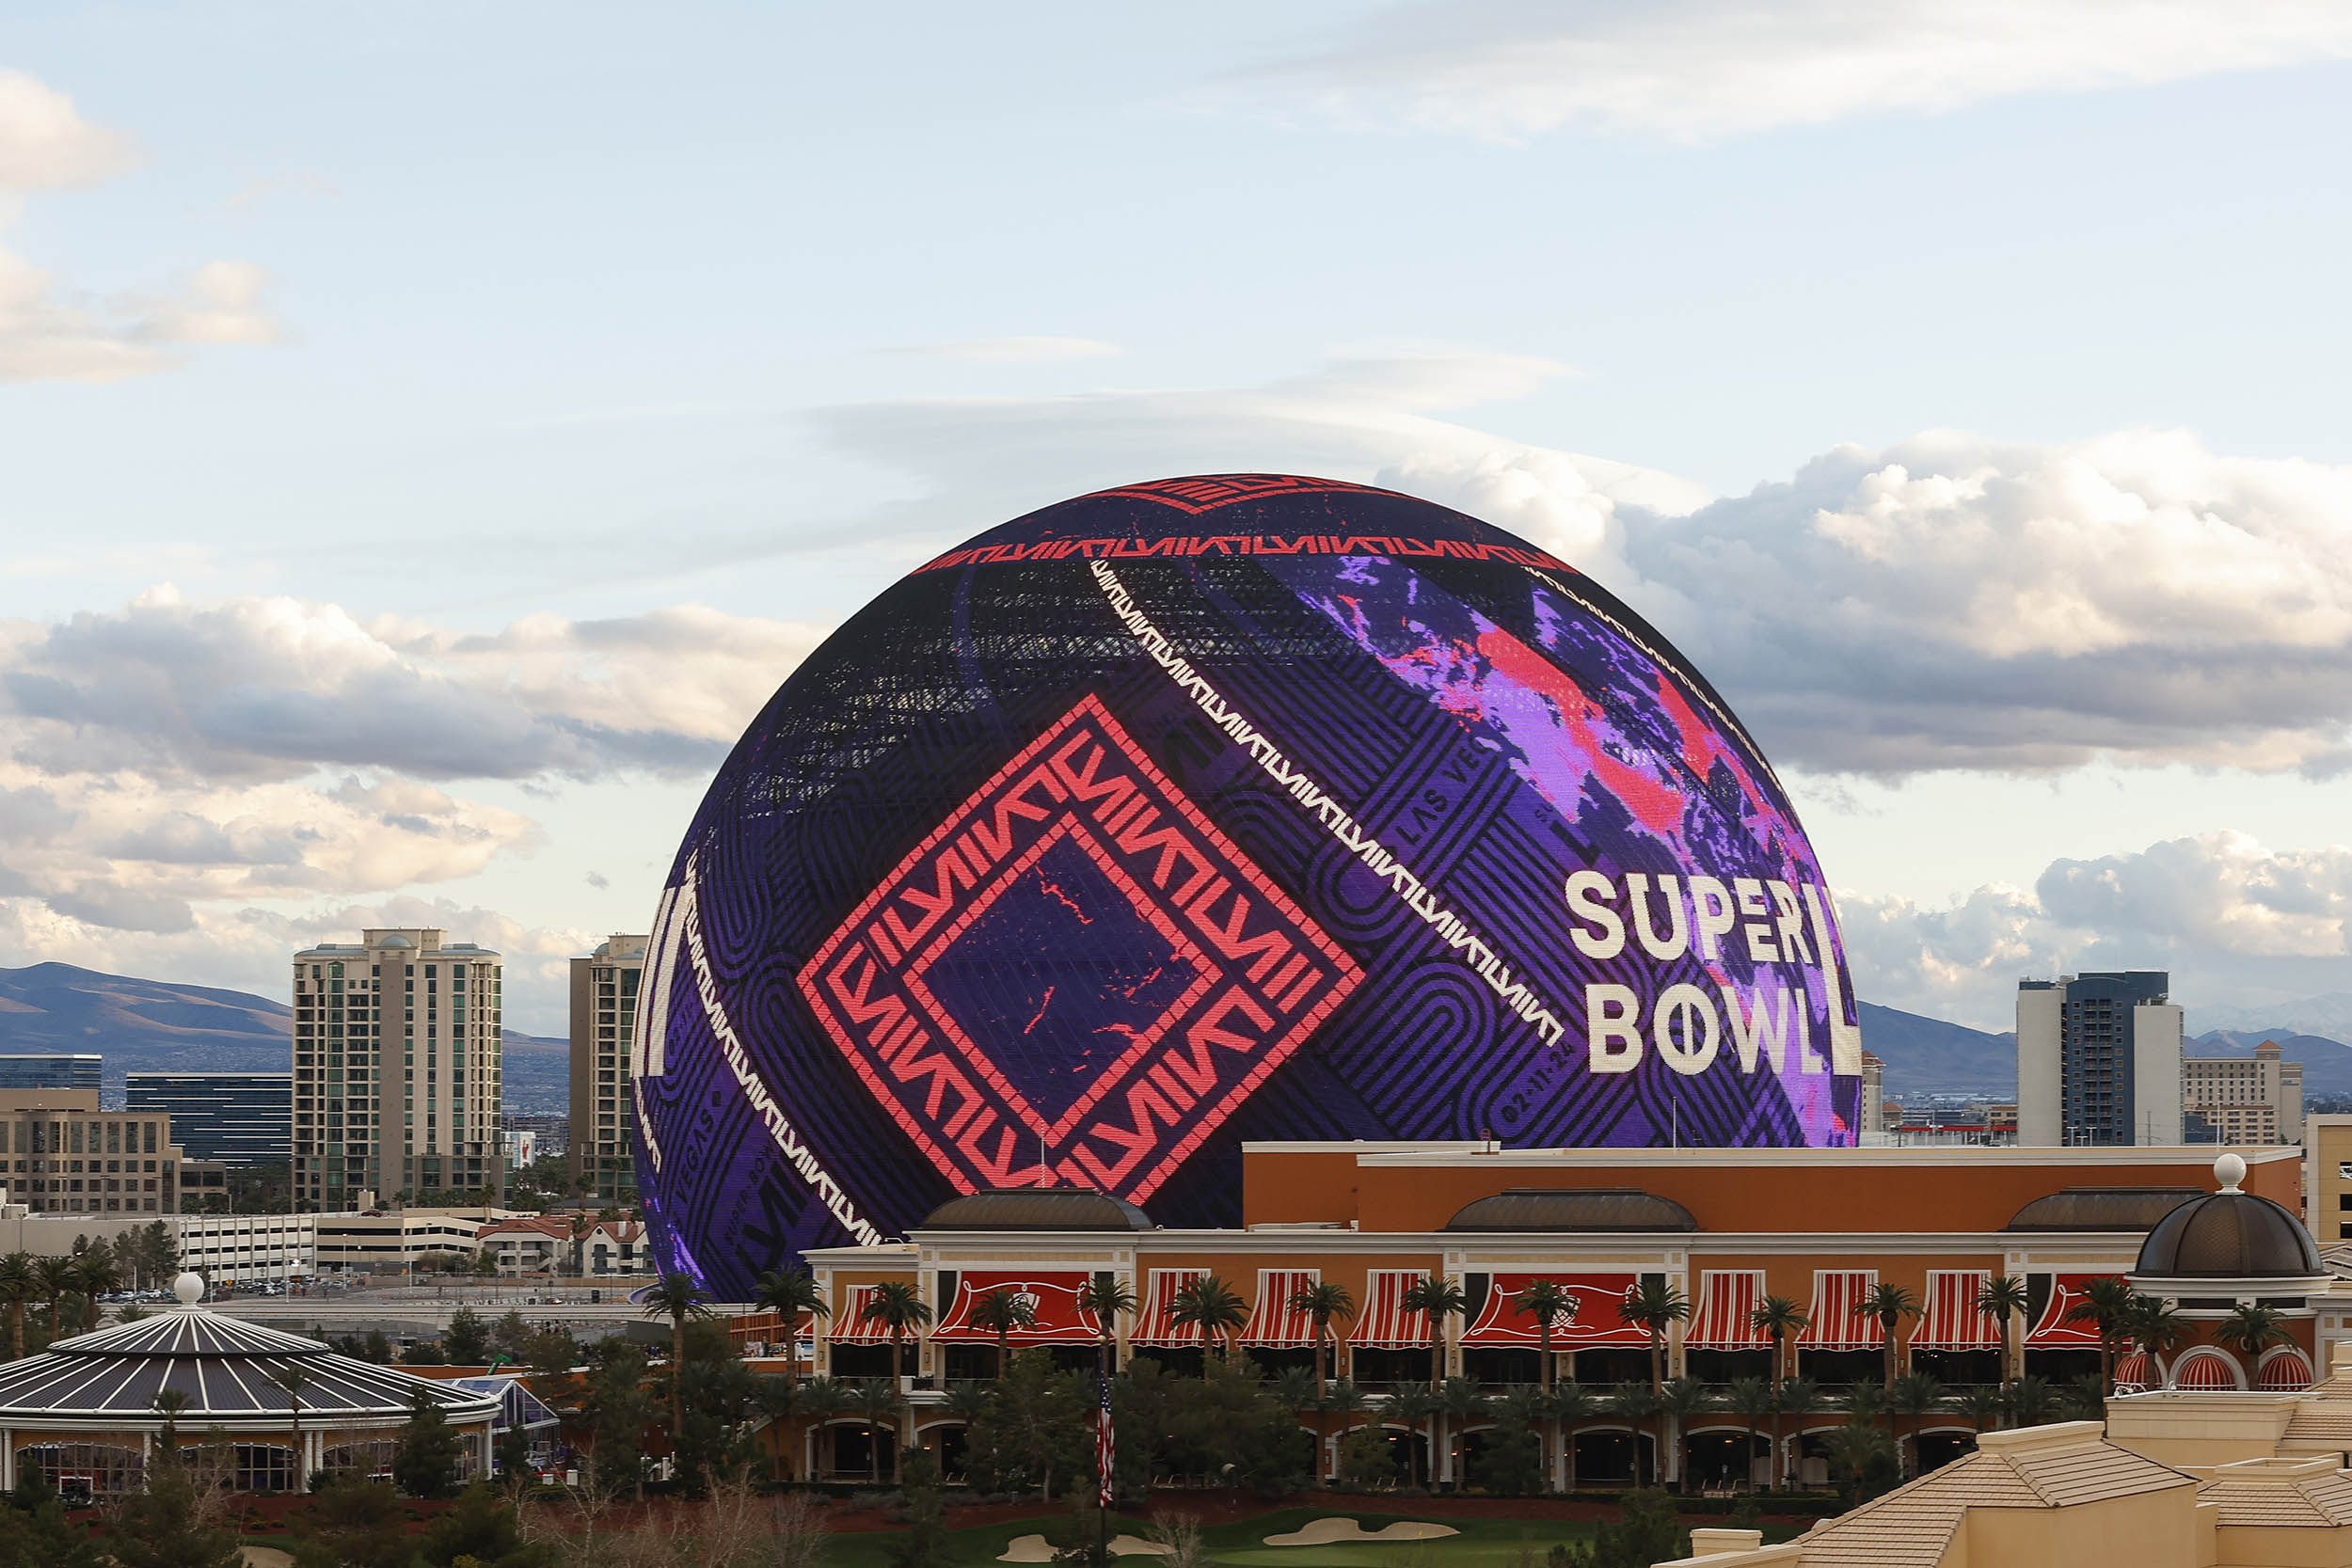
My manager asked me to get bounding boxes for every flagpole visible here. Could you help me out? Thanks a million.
[1096,1365,1113,1566]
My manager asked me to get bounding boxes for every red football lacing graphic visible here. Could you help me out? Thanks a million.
[1086,474,1391,515]
[797,694,1361,1201]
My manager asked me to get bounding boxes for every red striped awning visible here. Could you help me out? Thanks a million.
[1687,1271,1768,1350]
[2173,1352,2238,1390]
[2114,1350,2151,1388]
[1795,1271,1882,1350]
[2025,1275,2118,1349]
[1357,1270,1435,1350]
[1239,1269,1322,1347]
[1133,1269,1206,1347]
[1463,1273,1646,1347]
[931,1271,1101,1345]
[2259,1350,2313,1391]
[1913,1271,1999,1351]
[833,1285,890,1344]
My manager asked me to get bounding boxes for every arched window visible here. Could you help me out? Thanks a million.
[17,1442,145,1498]
[322,1438,402,1479]
[183,1442,298,1493]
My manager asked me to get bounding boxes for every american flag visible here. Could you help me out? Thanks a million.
[1095,1369,1115,1507]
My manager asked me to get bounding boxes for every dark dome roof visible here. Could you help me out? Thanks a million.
[2006,1188,2204,1232]
[2133,1160,2322,1281]
[919,1187,1153,1232]
[1444,1188,1697,1232]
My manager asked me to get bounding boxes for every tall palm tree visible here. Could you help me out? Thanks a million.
[1289,1279,1355,1396]
[1886,1371,1946,1478]
[1852,1282,1920,1393]
[1975,1275,2030,1384]
[266,1363,312,1491]
[1322,1379,1367,1482]
[0,1253,38,1360]
[2004,1374,2054,1429]
[1401,1275,1470,1393]
[2066,1276,2135,1395]
[1168,1275,1247,1379]
[152,1387,193,1466]
[69,1250,118,1334]
[862,1278,931,1481]
[1621,1277,1692,1398]
[1551,1381,1594,1493]
[1748,1292,1808,1491]
[1077,1273,1138,1382]
[1512,1278,1574,1393]
[1388,1381,1438,1488]
[2123,1295,2190,1387]
[1608,1382,1662,1487]
[853,1375,900,1485]
[2214,1303,2293,1385]
[1950,1385,2005,1443]
[35,1255,76,1343]
[1659,1376,1714,1491]
[1775,1376,1821,1490]
[970,1284,1039,1378]
[1439,1375,1489,1488]
[794,1376,850,1481]
[1724,1377,1775,1491]
[640,1270,714,1434]
[751,1266,828,1394]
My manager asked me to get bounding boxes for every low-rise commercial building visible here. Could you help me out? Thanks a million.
[0,1089,183,1215]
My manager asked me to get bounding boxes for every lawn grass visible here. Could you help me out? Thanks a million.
[824,1508,1601,1568]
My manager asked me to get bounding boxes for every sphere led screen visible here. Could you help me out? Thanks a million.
[636,474,1864,1291]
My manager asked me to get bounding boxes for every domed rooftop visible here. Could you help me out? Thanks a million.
[0,1273,500,1428]
[1444,1187,1698,1232]
[2005,1188,2204,1232]
[918,1187,1153,1232]
[2130,1154,2327,1291]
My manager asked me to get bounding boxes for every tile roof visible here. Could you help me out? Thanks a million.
[2198,1469,2352,1528]
[1792,1432,2193,1567]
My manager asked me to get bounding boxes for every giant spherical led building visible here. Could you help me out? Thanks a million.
[635,475,1864,1293]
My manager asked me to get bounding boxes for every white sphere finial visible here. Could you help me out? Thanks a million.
[2216,1151,2247,1194]
[173,1272,204,1306]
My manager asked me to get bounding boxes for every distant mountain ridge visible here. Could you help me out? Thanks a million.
[0,962,569,1112]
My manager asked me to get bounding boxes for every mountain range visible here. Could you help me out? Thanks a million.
[0,962,569,1113]
[3,960,2346,1116]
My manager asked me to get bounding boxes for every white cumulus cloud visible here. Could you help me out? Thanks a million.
[1248,0,2352,141]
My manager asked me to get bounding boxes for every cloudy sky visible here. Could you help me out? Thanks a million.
[4,2,2350,1036]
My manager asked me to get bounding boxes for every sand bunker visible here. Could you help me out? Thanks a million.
[1263,1518,1460,1546]
[1000,1534,1175,1560]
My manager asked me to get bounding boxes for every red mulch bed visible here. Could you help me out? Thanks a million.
[818,1491,1818,1532]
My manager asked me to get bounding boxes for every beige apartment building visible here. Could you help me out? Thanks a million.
[568,934,645,1204]
[0,1089,183,1215]
[293,929,505,1209]
[2181,1038,2303,1147]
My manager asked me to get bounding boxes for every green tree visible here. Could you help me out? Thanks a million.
[1335,1421,1397,1487]
[2215,1303,2294,1384]
[1724,1377,1774,1490]
[34,1255,74,1342]
[1852,1282,1920,1393]
[443,1307,491,1365]
[885,1447,953,1568]
[964,1351,1088,1501]
[972,1284,1041,1380]
[67,1246,117,1334]
[1077,1273,1138,1382]
[1552,1381,1595,1491]
[104,1459,242,1568]
[2065,1276,2135,1395]
[2004,1374,2054,1428]
[0,1479,101,1568]
[1473,1386,1547,1497]
[642,1270,715,1434]
[0,1253,39,1359]
[421,1478,559,1568]
[1950,1384,2006,1442]
[1168,1275,1247,1377]
[751,1266,828,1402]
[151,1388,193,1465]
[1587,1488,1686,1568]
[265,1363,313,1493]
[1620,1277,1691,1397]
[287,1473,410,1568]
[1607,1382,1661,1487]
[394,1387,463,1499]
[862,1278,931,1479]
[1887,1370,1946,1478]
[853,1375,901,1486]
[2124,1295,2191,1386]
[1775,1377,1820,1489]
[1821,1419,1899,1509]
[1288,1279,1354,1396]
[1388,1382,1438,1488]
[1658,1376,1714,1492]
[1976,1275,2030,1382]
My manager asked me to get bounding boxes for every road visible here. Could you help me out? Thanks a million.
[206,1289,757,1341]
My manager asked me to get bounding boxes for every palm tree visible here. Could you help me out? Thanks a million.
[0,1253,37,1359]
[970,1284,1039,1378]
[1620,1277,1692,1398]
[152,1387,193,1466]
[1608,1382,1662,1487]
[1512,1278,1574,1394]
[1852,1282,1920,1393]
[1775,1376,1820,1490]
[1976,1275,2029,1383]
[266,1363,312,1491]
[1077,1273,1138,1381]
[1551,1381,1594,1493]
[1724,1377,1774,1491]
[69,1248,118,1334]
[751,1266,828,1394]
[2058,1372,2108,1421]
[1439,1375,1489,1488]
[640,1270,714,1434]
[1402,1275,1469,1392]
[35,1255,75,1342]
[861,1278,930,1481]
[1168,1275,1247,1379]
[1950,1385,2006,1443]
[1659,1375,1714,1491]
[1321,1379,1368,1483]
[2214,1303,2293,1385]
[1749,1293,1808,1384]
[1290,1279,1355,1396]
[853,1375,900,1485]
[2123,1295,2190,1387]
[2004,1374,2054,1429]
[2066,1276,2135,1394]
[795,1376,850,1480]
[1388,1382,1438,1488]
[1887,1371,1946,1478]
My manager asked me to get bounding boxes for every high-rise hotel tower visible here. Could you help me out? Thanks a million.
[293,928,504,1207]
